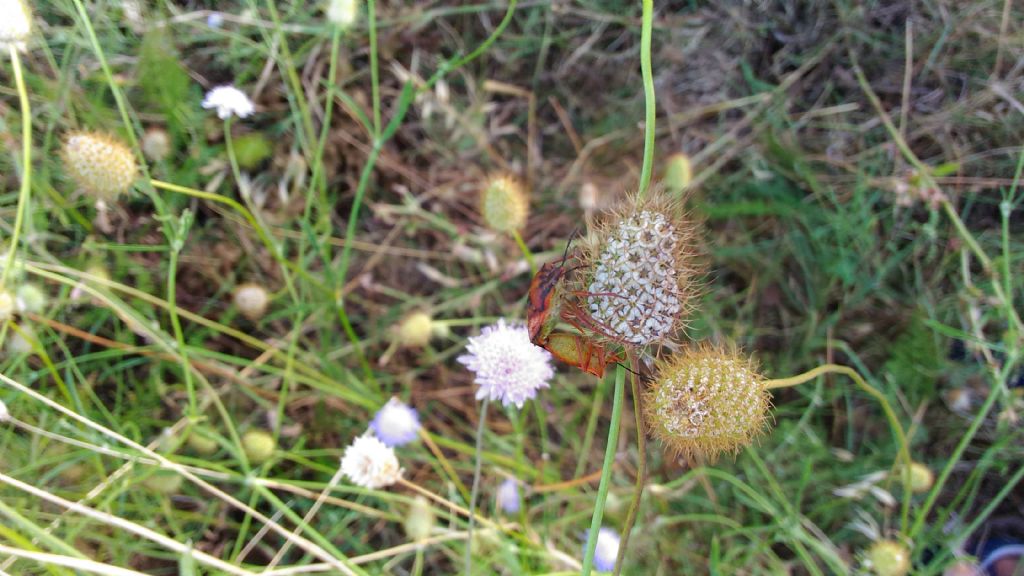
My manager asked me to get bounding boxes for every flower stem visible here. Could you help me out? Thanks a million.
[765,364,913,535]
[636,0,656,201]
[1,46,32,291]
[613,355,646,574]
[464,397,489,575]
[581,365,626,576]
[511,229,536,277]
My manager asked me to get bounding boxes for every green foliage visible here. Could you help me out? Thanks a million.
[137,28,194,138]
[884,314,944,406]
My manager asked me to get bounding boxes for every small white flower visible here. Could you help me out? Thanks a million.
[496,478,520,514]
[457,319,554,409]
[341,435,401,489]
[590,527,620,573]
[326,0,359,28]
[206,12,224,28]
[202,85,255,120]
[0,0,32,52]
[370,397,420,447]
[0,399,8,422]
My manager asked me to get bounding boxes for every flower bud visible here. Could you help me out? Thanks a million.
[643,345,770,461]
[242,429,276,464]
[63,132,137,200]
[396,311,433,348]
[903,461,934,494]
[403,495,434,542]
[865,540,911,576]
[664,153,693,194]
[480,175,529,234]
[234,283,270,321]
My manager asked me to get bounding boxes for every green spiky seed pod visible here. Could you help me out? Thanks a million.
[664,153,693,194]
[480,175,529,234]
[582,188,701,346]
[643,345,770,461]
[865,540,911,576]
[62,132,137,200]
[242,429,275,464]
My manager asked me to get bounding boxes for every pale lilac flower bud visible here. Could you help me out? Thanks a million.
[370,397,420,447]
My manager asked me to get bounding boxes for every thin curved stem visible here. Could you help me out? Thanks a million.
[766,364,913,534]
[612,354,646,575]
[2,46,32,291]
[464,397,490,575]
[511,229,536,277]
[635,0,656,201]
[581,365,626,576]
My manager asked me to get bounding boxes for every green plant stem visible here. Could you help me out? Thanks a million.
[367,0,382,137]
[511,229,536,276]
[636,0,656,201]
[464,397,490,575]
[612,355,646,575]
[166,247,197,416]
[581,365,626,576]
[1,46,32,291]
[765,364,913,535]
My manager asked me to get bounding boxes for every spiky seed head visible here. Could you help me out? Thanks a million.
[63,132,137,200]
[142,128,171,161]
[865,540,911,576]
[326,0,359,28]
[0,0,32,52]
[582,189,700,346]
[903,462,934,494]
[234,283,270,321]
[480,174,529,234]
[664,153,693,194]
[396,311,433,348]
[403,496,434,542]
[241,429,276,464]
[643,345,770,461]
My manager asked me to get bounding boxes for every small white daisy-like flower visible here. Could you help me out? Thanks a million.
[370,397,420,447]
[496,478,520,514]
[341,435,401,489]
[588,527,620,573]
[202,85,255,120]
[457,319,554,409]
[0,0,32,52]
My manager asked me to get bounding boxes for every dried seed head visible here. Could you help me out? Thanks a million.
[643,345,770,461]
[583,190,700,346]
[63,132,137,200]
[865,540,911,576]
[480,175,529,234]
[0,0,32,52]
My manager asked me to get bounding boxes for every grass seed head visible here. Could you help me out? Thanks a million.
[643,344,770,461]
[242,429,276,464]
[582,189,701,346]
[62,132,137,200]
[0,0,31,52]
[865,540,911,576]
[480,174,529,234]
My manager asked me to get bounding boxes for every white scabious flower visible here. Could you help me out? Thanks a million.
[457,319,554,409]
[202,85,255,120]
[496,478,520,514]
[588,527,620,573]
[341,435,401,489]
[0,0,32,52]
[326,0,359,28]
[588,210,683,345]
[370,397,420,447]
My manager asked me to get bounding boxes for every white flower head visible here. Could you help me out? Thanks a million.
[496,478,520,514]
[326,0,359,28]
[370,397,420,447]
[0,0,32,52]
[457,319,554,409]
[341,435,401,489]
[588,527,620,573]
[202,85,255,120]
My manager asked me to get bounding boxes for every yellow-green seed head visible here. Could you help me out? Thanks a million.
[396,311,434,348]
[63,132,137,200]
[582,189,701,346]
[242,429,276,464]
[664,153,693,194]
[643,345,770,461]
[903,462,934,494]
[403,495,435,542]
[187,428,219,456]
[480,175,529,233]
[143,471,184,494]
[865,540,911,576]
